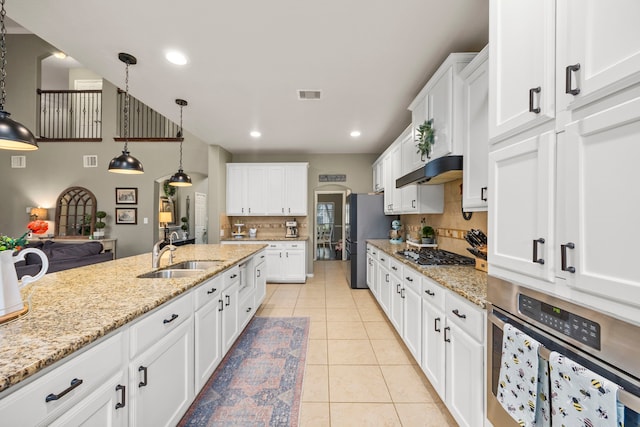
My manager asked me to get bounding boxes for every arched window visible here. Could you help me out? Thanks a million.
[54,187,97,238]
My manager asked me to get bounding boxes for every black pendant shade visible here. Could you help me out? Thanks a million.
[169,98,191,186]
[108,150,144,174]
[0,110,38,150]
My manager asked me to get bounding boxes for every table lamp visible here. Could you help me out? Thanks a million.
[159,211,172,241]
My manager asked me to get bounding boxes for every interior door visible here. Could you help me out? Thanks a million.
[194,192,207,244]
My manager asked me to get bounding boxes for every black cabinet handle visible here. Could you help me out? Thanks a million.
[400,288,405,299]
[246,307,252,313]
[391,266,397,271]
[225,295,231,306]
[444,326,451,343]
[207,287,217,295]
[257,269,261,278]
[218,299,224,312]
[115,384,126,409]
[561,242,576,273]
[412,199,416,208]
[565,63,581,95]
[529,87,541,114]
[481,187,488,202]
[163,313,179,324]
[452,309,466,319]
[380,257,385,262]
[396,283,401,294]
[405,276,413,282]
[260,255,265,259]
[434,317,441,332]
[425,289,435,296]
[230,274,238,279]
[532,238,545,264]
[138,366,148,388]
[45,378,83,402]
[385,273,389,283]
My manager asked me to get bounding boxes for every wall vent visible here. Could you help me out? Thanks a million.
[11,156,26,168]
[297,90,321,100]
[83,155,98,168]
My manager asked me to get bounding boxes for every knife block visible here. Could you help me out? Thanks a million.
[475,258,488,272]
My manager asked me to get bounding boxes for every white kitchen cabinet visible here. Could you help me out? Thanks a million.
[226,164,267,216]
[461,46,489,212]
[421,292,446,398]
[557,98,640,306]
[254,256,267,306]
[366,251,376,294]
[382,152,394,214]
[400,124,423,174]
[130,318,194,427]
[221,270,240,353]
[388,259,403,333]
[377,259,391,316]
[284,164,308,215]
[489,0,556,142]
[226,164,246,216]
[391,145,402,213]
[265,241,306,283]
[402,268,422,364]
[265,166,285,215]
[488,130,556,284]
[557,1,640,113]
[246,165,267,215]
[194,275,223,391]
[372,158,384,192]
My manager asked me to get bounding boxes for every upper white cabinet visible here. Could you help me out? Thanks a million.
[401,124,424,174]
[461,46,489,212]
[227,163,308,216]
[409,53,476,161]
[372,158,384,193]
[489,0,556,142]
[557,0,640,112]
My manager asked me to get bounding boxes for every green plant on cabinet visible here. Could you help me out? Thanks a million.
[416,119,435,159]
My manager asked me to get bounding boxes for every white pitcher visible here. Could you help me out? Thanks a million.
[0,248,49,317]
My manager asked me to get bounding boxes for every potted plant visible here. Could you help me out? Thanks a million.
[181,216,189,239]
[416,119,435,160]
[93,211,107,239]
[421,225,435,244]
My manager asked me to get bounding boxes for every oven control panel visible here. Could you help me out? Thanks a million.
[518,294,601,350]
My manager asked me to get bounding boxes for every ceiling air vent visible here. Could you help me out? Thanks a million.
[83,155,98,168]
[11,156,26,168]
[297,90,321,100]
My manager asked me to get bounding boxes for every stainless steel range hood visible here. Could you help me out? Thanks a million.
[395,155,463,188]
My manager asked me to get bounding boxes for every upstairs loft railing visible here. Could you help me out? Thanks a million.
[36,89,102,141]
[116,89,181,141]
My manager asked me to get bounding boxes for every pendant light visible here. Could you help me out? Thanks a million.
[108,53,144,174]
[0,0,37,151]
[168,98,191,186]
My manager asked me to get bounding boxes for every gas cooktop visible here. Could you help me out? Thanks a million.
[396,248,475,266]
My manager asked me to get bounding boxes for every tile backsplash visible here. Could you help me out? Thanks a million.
[220,214,308,239]
[400,179,487,257]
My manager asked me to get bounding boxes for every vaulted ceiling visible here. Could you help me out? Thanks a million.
[8,1,488,154]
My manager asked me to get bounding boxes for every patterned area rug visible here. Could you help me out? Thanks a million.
[179,317,310,427]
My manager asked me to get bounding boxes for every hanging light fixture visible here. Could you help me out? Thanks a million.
[169,98,191,186]
[0,0,37,151]
[108,52,144,174]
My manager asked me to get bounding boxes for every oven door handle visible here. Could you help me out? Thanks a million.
[488,309,640,414]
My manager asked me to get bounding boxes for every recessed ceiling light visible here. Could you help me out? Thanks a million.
[250,131,261,138]
[53,52,66,59]
[165,51,187,65]
[350,130,361,137]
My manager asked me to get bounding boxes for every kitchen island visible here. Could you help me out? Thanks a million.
[0,243,267,425]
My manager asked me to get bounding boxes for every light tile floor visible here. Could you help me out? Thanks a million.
[256,260,458,426]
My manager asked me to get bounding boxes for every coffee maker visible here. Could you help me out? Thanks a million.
[285,219,299,238]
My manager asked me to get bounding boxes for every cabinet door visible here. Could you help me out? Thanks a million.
[266,166,285,215]
[49,371,128,427]
[246,165,267,215]
[428,66,454,159]
[558,1,640,112]
[131,319,194,427]
[366,254,375,289]
[383,153,394,214]
[411,94,428,146]
[489,0,555,141]
[266,247,283,282]
[389,274,403,334]
[421,301,445,399]
[391,145,402,213]
[445,322,484,427]
[488,130,555,283]
[377,264,391,316]
[194,293,222,391]
[283,248,306,282]
[254,259,267,305]
[402,280,422,364]
[226,164,246,215]
[462,52,489,211]
[222,281,239,353]
[401,185,418,213]
[284,164,308,215]
[401,126,423,174]
[373,159,384,192]
[559,98,640,305]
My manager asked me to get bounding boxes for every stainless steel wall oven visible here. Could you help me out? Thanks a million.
[487,276,640,426]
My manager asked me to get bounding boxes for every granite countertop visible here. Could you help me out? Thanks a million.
[367,239,488,309]
[0,243,266,394]
[220,236,309,242]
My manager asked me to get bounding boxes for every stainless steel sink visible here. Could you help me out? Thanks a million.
[137,269,204,279]
[170,260,224,270]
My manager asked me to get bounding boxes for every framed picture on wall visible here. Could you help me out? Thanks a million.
[115,187,138,204]
[115,208,137,224]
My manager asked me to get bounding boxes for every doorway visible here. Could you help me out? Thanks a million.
[315,190,346,261]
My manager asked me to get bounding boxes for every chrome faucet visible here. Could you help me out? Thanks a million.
[152,237,177,268]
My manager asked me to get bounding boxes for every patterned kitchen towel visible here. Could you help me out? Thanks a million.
[549,351,619,427]
[498,323,549,427]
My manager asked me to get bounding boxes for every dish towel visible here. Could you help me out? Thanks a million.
[549,351,619,427]
[498,323,550,427]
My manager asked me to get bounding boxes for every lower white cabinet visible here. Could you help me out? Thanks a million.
[254,258,267,307]
[402,268,422,364]
[421,295,446,398]
[221,275,240,354]
[388,259,404,333]
[265,242,306,283]
[194,276,223,391]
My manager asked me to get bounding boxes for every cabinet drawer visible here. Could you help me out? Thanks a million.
[0,332,124,426]
[421,277,446,310]
[445,292,485,342]
[403,267,422,295]
[194,275,223,311]
[389,258,403,277]
[130,292,193,357]
[376,250,390,268]
[238,293,256,329]
[284,242,303,250]
[223,265,240,288]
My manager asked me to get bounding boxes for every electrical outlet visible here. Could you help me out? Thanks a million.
[143,217,148,224]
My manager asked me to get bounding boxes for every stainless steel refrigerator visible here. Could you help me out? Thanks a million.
[345,193,389,289]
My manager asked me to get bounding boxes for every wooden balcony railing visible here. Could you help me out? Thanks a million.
[36,89,102,141]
